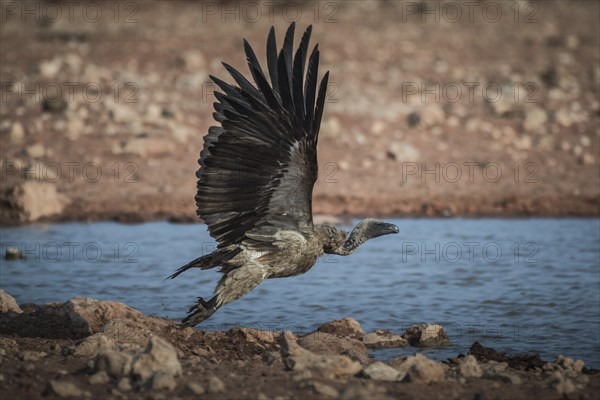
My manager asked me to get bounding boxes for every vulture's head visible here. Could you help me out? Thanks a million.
[355,218,399,240]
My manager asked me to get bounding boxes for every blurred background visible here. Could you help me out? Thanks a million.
[1,0,599,369]
[1,0,598,225]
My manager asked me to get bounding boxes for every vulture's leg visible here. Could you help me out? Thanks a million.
[181,262,267,327]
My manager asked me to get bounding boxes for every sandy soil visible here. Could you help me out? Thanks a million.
[0,1,598,225]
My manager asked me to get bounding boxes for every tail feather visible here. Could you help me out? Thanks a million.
[167,253,216,280]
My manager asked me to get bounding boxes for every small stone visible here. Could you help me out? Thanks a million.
[403,324,450,347]
[523,107,547,132]
[362,361,400,381]
[7,182,69,222]
[177,50,206,71]
[407,112,421,128]
[549,371,575,395]
[579,135,591,147]
[207,376,225,393]
[582,153,596,165]
[25,144,46,158]
[387,143,420,162]
[44,380,84,398]
[362,330,408,348]
[514,135,532,151]
[459,355,483,378]
[21,351,47,361]
[555,109,573,127]
[10,122,25,143]
[74,333,116,358]
[0,290,23,313]
[393,353,445,384]
[131,336,182,384]
[310,381,339,397]
[185,382,205,395]
[317,317,365,339]
[88,371,110,385]
[117,377,132,391]
[298,332,370,364]
[420,103,445,127]
[42,98,68,113]
[95,350,132,378]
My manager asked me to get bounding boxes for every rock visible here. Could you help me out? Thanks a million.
[109,105,138,124]
[543,355,585,378]
[387,143,421,162]
[403,324,450,347]
[309,381,339,397]
[459,355,483,378]
[117,377,133,391]
[298,332,370,364]
[25,143,46,158]
[0,296,167,339]
[362,361,401,381]
[42,97,68,113]
[148,375,176,393]
[230,327,277,344]
[420,103,445,127]
[362,329,408,348]
[548,371,575,395]
[177,50,206,71]
[39,57,63,78]
[74,333,116,358]
[44,380,85,398]
[207,376,225,393]
[10,122,25,143]
[4,246,25,261]
[131,336,182,386]
[95,350,132,378]
[6,182,69,222]
[279,331,362,379]
[88,371,110,385]
[0,290,22,314]
[523,107,548,132]
[185,382,205,395]
[20,351,47,361]
[393,353,445,384]
[317,317,365,339]
[482,370,522,384]
[407,112,421,128]
[555,109,573,127]
[514,134,532,151]
[121,137,176,158]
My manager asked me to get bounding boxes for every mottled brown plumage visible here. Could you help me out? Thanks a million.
[169,23,398,326]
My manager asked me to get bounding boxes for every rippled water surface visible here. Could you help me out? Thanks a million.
[1,219,599,368]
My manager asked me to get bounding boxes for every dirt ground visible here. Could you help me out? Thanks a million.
[0,0,598,225]
[1,294,598,400]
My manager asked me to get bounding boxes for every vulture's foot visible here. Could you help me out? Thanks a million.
[181,297,217,327]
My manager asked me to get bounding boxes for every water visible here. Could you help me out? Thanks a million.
[1,218,599,369]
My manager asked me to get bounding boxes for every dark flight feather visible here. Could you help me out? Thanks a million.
[197,24,330,251]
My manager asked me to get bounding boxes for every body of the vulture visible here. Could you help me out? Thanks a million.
[169,23,399,326]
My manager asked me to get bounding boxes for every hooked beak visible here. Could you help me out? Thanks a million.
[379,222,399,235]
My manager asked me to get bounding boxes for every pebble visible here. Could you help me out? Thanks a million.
[208,376,225,393]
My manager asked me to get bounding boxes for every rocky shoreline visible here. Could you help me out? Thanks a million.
[0,290,597,399]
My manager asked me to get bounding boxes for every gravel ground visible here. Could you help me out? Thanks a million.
[1,0,598,225]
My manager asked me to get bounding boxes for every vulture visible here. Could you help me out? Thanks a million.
[170,23,399,326]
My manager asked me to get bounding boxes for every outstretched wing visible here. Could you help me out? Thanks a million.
[196,23,330,249]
